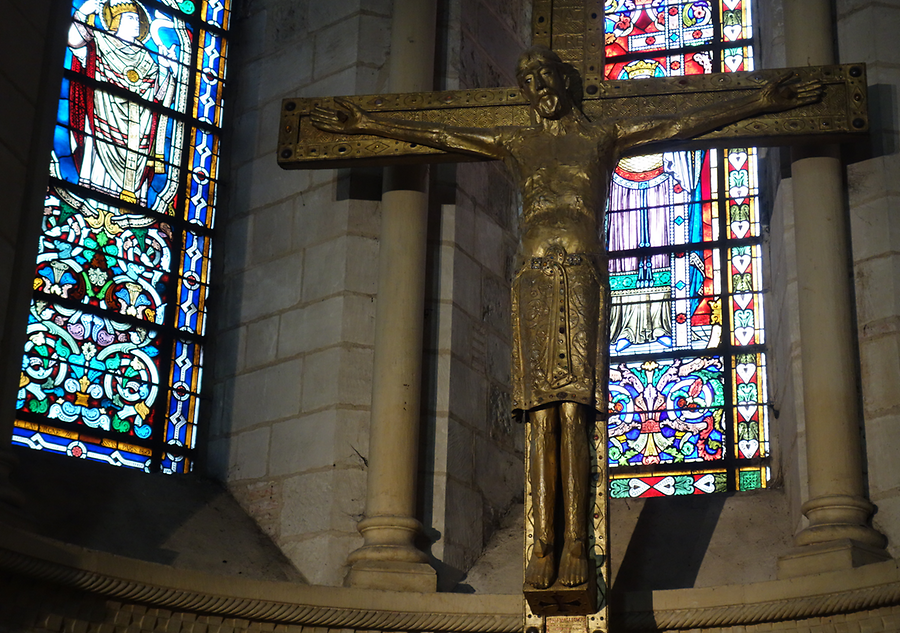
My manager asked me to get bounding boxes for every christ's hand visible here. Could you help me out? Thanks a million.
[761,72,824,113]
[311,98,372,134]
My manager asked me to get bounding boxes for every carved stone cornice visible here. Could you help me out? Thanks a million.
[3,527,900,631]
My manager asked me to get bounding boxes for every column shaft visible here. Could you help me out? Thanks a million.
[778,0,887,577]
[346,0,438,591]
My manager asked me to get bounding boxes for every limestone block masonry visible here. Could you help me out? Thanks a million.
[208,0,392,586]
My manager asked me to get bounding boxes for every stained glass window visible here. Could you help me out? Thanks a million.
[12,0,231,473]
[604,1,769,497]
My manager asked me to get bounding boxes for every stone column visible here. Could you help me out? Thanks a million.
[777,0,888,578]
[345,0,438,591]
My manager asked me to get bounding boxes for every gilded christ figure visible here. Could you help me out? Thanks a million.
[311,46,820,589]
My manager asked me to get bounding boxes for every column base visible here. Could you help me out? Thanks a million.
[777,538,890,579]
[345,515,436,591]
[347,559,437,592]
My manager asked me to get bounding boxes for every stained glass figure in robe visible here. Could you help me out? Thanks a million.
[56,0,191,214]
[14,0,230,473]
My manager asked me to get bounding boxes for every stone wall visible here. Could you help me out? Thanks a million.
[758,0,811,542]
[837,0,900,558]
[419,0,531,587]
[207,0,391,585]
[0,0,64,510]
[209,0,535,588]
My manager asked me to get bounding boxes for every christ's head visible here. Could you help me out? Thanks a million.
[516,46,572,121]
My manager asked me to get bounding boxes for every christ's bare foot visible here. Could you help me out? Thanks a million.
[525,551,556,589]
[558,539,588,587]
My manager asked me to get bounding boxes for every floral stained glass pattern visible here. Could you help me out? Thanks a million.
[604,1,769,497]
[13,0,231,474]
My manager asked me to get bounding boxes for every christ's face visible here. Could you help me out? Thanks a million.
[519,62,569,120]
[116,12,141,41]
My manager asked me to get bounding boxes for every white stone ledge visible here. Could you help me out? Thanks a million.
[4,527,900,631]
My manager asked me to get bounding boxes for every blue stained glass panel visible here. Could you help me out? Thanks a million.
[16,0,232,472]
[161,451,192,474]
[37,185,173,325]
[194,30,228,126]
[184,129,219,227]
[167,339,202,449]
[201,0,231,29]
[13,423,153,471]
[19,301,161,439]
[176,231,211,334]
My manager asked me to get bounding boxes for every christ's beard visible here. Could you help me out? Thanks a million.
[537,94,562,119]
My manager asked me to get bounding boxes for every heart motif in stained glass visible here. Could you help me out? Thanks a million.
[728,151,748,170]
[733,254,752,272]
[695,473,718,493]
[724,54,743,71]
[738,439,759,459]
[653,476,676,495]
[628,478,651,497]
[738,405,757,421]
[735,363,756,383]
[735,326,755,346]
[731,220,750,237]
[733,292,753,309]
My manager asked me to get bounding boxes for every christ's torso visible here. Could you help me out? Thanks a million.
[501,119,617,261]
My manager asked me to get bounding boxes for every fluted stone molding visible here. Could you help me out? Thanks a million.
[345,0,439,591]
[7,529,900,632]
[778,0,887,575]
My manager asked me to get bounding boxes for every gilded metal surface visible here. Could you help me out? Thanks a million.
[523,412,609,628]
[278,64,867,170]
[512,251,606,411]
[305,43,826,618]
[531,0,605,87]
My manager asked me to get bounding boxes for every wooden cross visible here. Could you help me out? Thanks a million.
[277,0,867,628]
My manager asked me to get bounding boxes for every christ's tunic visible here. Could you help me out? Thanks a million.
[511,246,609,414]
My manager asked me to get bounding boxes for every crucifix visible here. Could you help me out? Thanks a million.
[278,0,867,628]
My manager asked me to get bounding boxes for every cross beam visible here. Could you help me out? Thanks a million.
[278,64,867,170]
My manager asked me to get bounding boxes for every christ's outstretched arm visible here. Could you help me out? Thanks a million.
[615,72,823,155]
[311,98,507,160]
